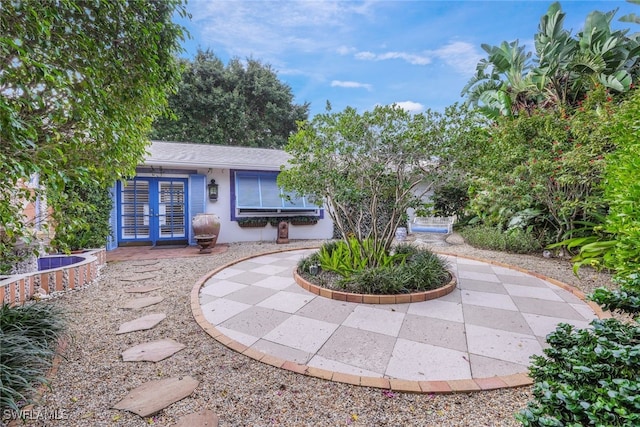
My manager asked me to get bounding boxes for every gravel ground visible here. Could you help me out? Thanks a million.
[9,236,615,427]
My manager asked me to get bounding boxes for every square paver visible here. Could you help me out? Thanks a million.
[522,313,592,338]
[201,279,246,297]
[220,306,290,337]
[438,288,462,303]
[317,326,396,374]
[457,270,501,283]
[463,305,534,335]
[251,339,312,364]
[263,315,339,353]
[386,338,471,381]
[296,297,357,323]
[496,274,547,288]
[343,305,405,336]
[504,284,564,301]
[469,354,528,378]
[466,324,542,366]
[461,290,518,311]
[457,278,508,294]
[570,303,598,321]
[512,296,585,320]
[307,355,382,377]
[552,288,586,304]
[408,299,463,322]
[253,276,297,290]
[225,286,277,305]
[216,326,260,347]
[209,267,245,280]
[257,291,314,313]
[456,263,496,274]
[249,264,291,275]
[226,271,270,285]
[399,314,467,352]
[201,299,251,325]
[244,255,284,265]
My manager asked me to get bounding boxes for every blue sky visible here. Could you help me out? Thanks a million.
[176,1,638,117]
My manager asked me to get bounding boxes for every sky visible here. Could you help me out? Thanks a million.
[176,0,639,117]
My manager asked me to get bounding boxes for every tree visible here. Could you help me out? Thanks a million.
[278,104,445,263]
[150,50,309,148]
[0,0,187,271]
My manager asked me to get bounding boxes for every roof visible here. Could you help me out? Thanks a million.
[144,141,291,171]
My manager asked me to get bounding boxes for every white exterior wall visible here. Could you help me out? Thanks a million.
[200,168,333,244]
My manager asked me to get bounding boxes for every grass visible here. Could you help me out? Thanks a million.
[0,302,66,412]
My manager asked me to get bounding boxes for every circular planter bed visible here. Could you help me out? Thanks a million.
[293,269,456,304]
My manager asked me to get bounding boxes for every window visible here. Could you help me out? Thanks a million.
[233,171,320,217]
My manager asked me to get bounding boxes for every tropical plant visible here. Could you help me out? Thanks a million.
[464,2,640,117]
[0,302,66,412]
[316,237,407,278]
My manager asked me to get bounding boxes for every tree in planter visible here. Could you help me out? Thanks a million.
[0,0,187,271]
[278,104,447,267]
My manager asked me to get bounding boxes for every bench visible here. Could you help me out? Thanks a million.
[409,216,454,234]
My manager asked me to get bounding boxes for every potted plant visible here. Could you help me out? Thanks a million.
[290,215,319,226]
[237,217,268,228]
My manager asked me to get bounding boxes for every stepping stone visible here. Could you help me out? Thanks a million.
[120,296,164,310]
[116,313,166,334]
[121,274,157,282]
[113,376,199,417]
[133,261,160,267]
[134,267,163,274]
[175,409,219,427]
[121,339,186,362]
[124,285,162,294]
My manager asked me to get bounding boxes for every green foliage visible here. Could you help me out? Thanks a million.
[430,173,470,218]
[151,50,309,148]
[279,104,450,262]
[460,225,545,254]
[601,89,640,277]
[0,302,66,412]
[0,0,187,269]
[517,319,640,426]
[48,178,113,251]
[339,248,450,295]
[464,2,640,116]
[317,237,407,278]
[591,274,640,318]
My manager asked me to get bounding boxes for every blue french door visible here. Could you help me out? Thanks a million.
[119,178,188,245]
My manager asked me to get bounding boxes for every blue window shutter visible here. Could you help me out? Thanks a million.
[106,183,118,251]
[189,174,206,245]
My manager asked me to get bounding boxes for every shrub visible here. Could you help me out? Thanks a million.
[459,225,544,254]
[0,302,66,412]
[316,237,407,278]
[517,319,640,426]
[337,247,450,295]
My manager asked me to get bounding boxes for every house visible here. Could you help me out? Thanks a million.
[106,141,333,250]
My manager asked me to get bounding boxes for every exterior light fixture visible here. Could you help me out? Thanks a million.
[208,179,219,201]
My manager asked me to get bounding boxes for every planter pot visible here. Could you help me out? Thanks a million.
[291,220,318,226]
[192,213,221,251]
[238,221,268,228]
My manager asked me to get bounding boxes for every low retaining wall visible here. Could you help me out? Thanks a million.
[0,248,106,306]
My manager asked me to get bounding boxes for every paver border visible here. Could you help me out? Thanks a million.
[190,247,610,394]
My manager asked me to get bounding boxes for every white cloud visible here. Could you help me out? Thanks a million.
[331,80,372,91]
[392,101,425,113]
[355,50,431,65]
[337,46,356,55]
[429,41,483,75]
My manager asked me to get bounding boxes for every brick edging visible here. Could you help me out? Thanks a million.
[294,270,456,304]
[191,248,607,394]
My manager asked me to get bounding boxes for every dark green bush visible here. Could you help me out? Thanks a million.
[0,302,66,412]
[338,247,450,295]
[460,225,544,254]
[517,319,640,426]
